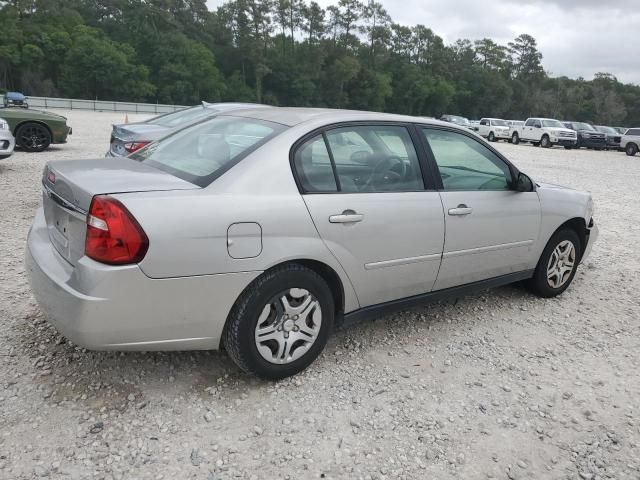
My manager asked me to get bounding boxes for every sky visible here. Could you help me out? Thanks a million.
[206,0,640,85]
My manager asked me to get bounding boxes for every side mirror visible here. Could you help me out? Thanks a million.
[514,172,534,192]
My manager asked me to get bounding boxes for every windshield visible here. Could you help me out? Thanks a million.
[131,116,286,187]
[595,126,616,134]
[151,106,215,128]
[572,122,595,131]
[492,119,508,127]
[542,119,565,128]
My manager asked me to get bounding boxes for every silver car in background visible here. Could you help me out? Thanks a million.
[27,108,598,379]
[106,102,267,157]
[0,117,15,158]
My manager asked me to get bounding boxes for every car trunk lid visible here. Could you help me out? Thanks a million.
[42,157,198,265]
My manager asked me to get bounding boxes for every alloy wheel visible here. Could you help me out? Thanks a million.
[546,240,576,289]
[254,288,322,365]
[19,124,49,151]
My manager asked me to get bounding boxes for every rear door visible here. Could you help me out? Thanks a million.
[292,123,445,307]
[420,127,541,290]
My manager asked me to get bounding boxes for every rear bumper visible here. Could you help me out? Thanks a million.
[26,208,259,351]
[0,129,15,157]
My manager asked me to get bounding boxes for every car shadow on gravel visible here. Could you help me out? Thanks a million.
[17,283,534,407]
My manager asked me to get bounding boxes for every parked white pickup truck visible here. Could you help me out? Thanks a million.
[621,128,640,156]
[478,118,511,142]
[511,118,577,148]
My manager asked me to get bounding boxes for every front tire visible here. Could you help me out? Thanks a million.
[511,132,520,145]
[223,264,335,380]
[540,135,551,148]
[488,132,495,142]
[16,123,51,152]
[528,229,581,298]
[626,143,638,156]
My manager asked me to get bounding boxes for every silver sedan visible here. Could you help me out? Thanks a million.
[26,108,598,379]
[0,117,15,158]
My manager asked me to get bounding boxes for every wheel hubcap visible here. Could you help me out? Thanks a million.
[254,288,322,365]
[546,240,576,289]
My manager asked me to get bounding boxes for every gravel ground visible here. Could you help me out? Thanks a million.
[1,110,639,480]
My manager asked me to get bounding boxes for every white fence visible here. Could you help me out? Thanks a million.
[0,94,187,114]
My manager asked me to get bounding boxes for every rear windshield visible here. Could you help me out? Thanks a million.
[150,106,215,128]
[130,116,286,187]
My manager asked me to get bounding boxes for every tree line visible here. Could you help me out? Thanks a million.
[1,0,638,125]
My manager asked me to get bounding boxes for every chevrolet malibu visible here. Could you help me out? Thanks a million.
[26,108,598,379]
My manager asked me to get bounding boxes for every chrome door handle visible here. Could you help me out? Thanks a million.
[329,210,364,223]
[448,204,473,216]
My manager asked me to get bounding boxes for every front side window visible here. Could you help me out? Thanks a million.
[131,116,285,187]
[525,119,534,127]
[422,128,512,191]
[627,128,640,136]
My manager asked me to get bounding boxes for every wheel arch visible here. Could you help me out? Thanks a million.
[220,258,349,350]
[552,217,588,259]
[14,120,53,139]
[275,259,346,319]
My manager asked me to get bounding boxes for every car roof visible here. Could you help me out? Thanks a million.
[221,107,461,129]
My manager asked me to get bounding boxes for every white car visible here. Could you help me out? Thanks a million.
[621,128,640,156]
[0,117,15,159]
[511,118,577,148]
[478,118,511,142]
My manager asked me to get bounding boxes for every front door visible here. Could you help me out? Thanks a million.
[420,127,541,290]
[292,124,445,307]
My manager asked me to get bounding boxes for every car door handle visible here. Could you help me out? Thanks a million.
[329,210,364,223]
[448,204,473,216]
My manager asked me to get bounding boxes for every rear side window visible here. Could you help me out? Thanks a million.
[293,135,338,192]
[131,116,285,187]
[293,125,425,193]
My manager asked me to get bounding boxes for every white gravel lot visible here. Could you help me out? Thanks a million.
[1,110,639,480]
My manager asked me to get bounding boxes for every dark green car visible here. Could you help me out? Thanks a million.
[0,107,71,152]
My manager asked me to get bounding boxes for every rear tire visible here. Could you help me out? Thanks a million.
[223,264,335,380]
[564,146,573,150]
[626,143,638,156]
[528,228,581,298]
[511,132,520,145]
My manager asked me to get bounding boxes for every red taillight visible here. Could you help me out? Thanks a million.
[123,141,150,154]
[85,195,149,265]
